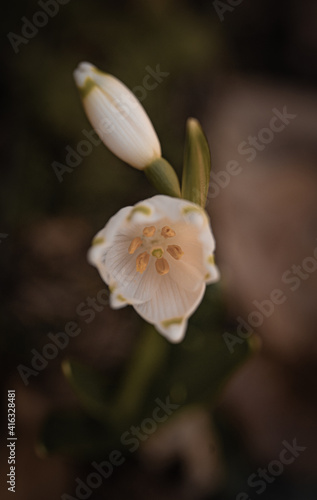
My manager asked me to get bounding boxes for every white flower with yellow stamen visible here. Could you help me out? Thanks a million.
[73,62,161,169]
[88,195,220,343]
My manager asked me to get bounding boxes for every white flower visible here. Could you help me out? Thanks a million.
[88,195,220,343]
[73,62,161,169]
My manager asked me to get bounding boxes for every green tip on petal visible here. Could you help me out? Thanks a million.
[207,255,215,265]
[116,294,127,303]
[182,205,204,216]
[77,77,97,99]
[74,62,98,94]
[161,317,184,328]
[92,236,105,246]
[127,205,152,221]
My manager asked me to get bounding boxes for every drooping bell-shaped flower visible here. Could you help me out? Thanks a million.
[88,195,219,343]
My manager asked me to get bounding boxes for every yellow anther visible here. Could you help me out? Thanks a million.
[136,251,150,274]
[143,226,156,237]
[155,257,170,275]
[151,247,164,259]
[128,237,142,254]
[167,244,184,260]
[161,226,176,238]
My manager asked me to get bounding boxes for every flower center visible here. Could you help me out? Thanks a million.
[128,225,184,275]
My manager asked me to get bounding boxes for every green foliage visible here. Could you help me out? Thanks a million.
[181,118,211,207]
[39,286,250,458]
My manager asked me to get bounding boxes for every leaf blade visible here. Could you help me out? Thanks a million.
[181,118,211,207]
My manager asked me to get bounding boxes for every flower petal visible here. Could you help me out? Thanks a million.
[104,239,160,302]
[110,292,129,309]
[181,203,209,229]
[145,195,198,221]
[126,201,156,225]
[133,274,205,342]
[166,223,213,290]
[167,256,204,291]
[88,206,133,266]
[156,318,188,343]
[204,264,220,284]
[173,209,218,286]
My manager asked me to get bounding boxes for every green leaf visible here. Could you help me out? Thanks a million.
[141,288,252,411]
[181,118,211,207]
[42,292,252,459]
[144,157,181,198]
[61,358,117,425]
[61,325,169,429]
[111,325,169,422]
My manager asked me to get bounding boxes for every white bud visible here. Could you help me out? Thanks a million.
[73,62,161,169]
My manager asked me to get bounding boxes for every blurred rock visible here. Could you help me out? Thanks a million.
[141,407,224,498]
[206,77,317,478]
[206,77,317,364]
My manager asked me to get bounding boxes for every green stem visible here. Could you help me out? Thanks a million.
[111,324,169,426]
[144,157,181,198]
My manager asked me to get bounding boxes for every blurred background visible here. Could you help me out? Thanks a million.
[1,0,317,498]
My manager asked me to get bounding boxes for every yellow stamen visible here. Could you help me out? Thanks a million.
[155,257,170,275]
[128,237,142,254]
[136,251,150,274]
[167,244,184,260]
[143,226,156,237]
[161,226,176,238]
[151,247,164,259]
